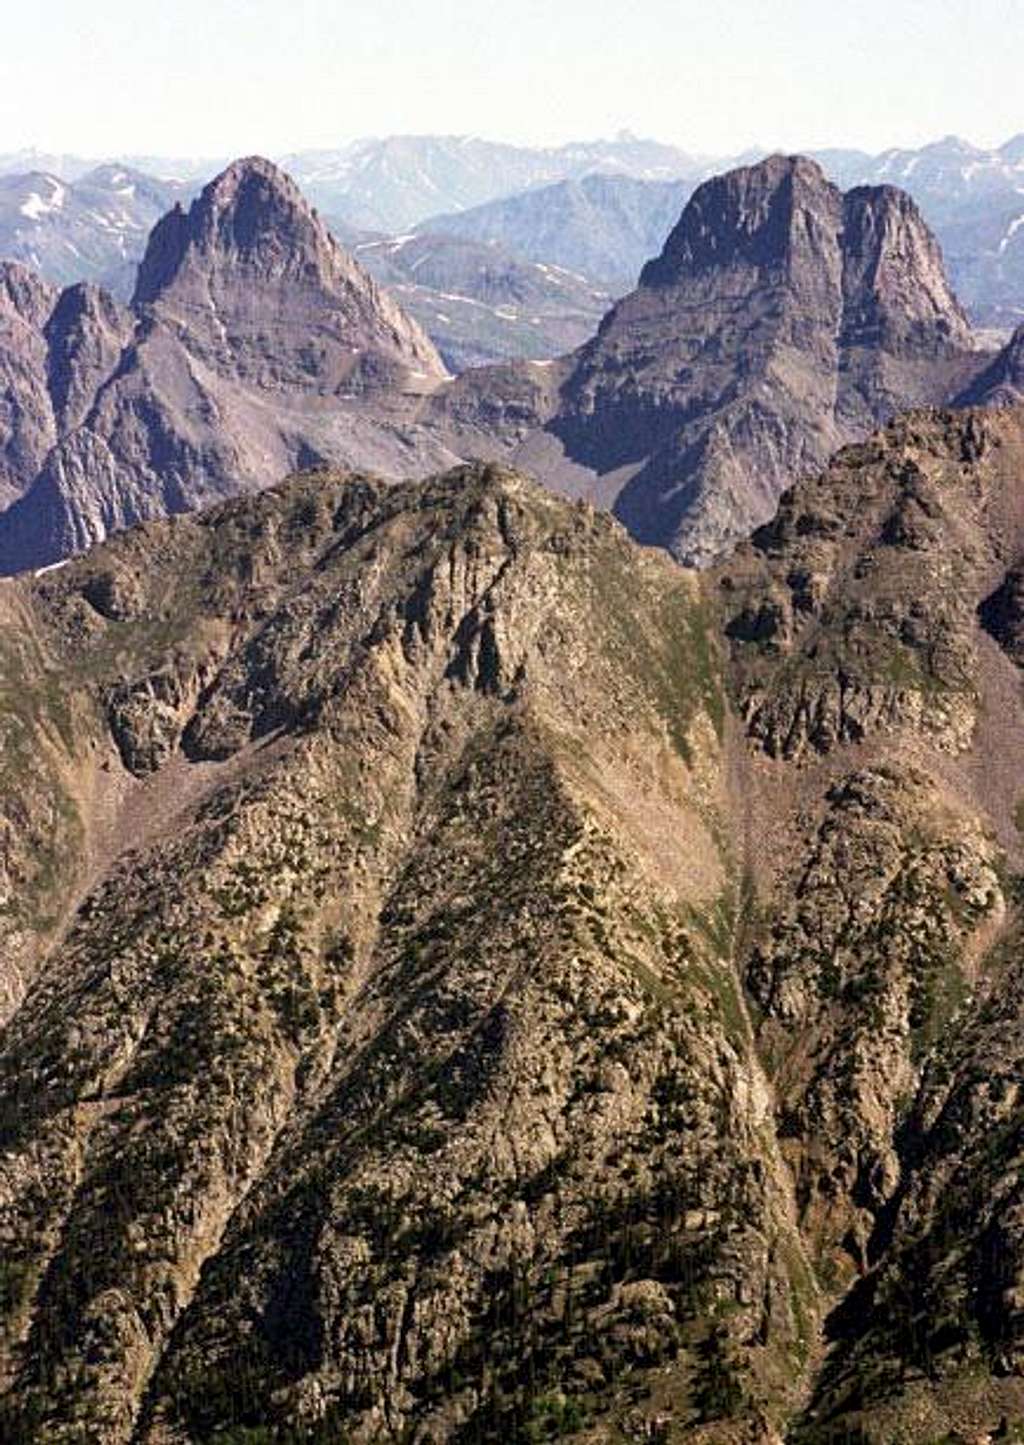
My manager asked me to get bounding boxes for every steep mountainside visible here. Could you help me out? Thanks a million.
[471,154,990,566]
[418,174,691,290]
[0,264,61,511]
[0,158,457,575]
[4,408,1024,1443]
[711,402,1024,1442]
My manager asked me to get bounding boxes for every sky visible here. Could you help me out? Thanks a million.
[2,0,1022,161]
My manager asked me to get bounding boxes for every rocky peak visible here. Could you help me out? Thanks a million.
[131,155,446,386]
[44,277,127,336]
[840,183,973,354]
[0,157,465,576]
[640,153,841,286]
[524,153,984,566]
[133,156,331,302]
[640,156,970,353]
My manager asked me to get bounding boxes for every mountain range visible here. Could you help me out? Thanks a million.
[412,173,691,291]
[3,115,1024,1445]
[3,131,1023,335]
[3,402,1024,1441]
[5,149,1024,578]
[0,165,190,300]
[342,226,614,371]
[276,131,705,232]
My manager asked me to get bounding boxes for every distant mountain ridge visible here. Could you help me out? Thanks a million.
[278,131,706,231]
[0,165,191,299]
[416,173,691,288]
[2,130,1023,335]
[346,227,614,370]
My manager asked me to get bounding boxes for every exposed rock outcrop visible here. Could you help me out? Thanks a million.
[0,463,813,1444]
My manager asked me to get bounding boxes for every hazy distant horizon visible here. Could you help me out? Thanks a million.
[2,0,1021,161]
[2,125,1023,180]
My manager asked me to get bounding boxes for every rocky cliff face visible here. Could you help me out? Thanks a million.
[0,263,59,510]
[4,410,1024,1442]
[0,159,455,575]
[497,155,988,566]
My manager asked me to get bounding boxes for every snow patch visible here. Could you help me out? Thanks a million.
[999,213,1024,254]
[20,179,66,220]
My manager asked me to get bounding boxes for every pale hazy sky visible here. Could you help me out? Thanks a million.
[3,0,1021,159]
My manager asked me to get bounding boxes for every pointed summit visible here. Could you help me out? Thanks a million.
[0,159,459,573]
[133,157,334,301]
[133,155,446,388]
[840,183,972,355]
[517,153,984,564]
[641,153,839,285]
[640,154,970,356]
